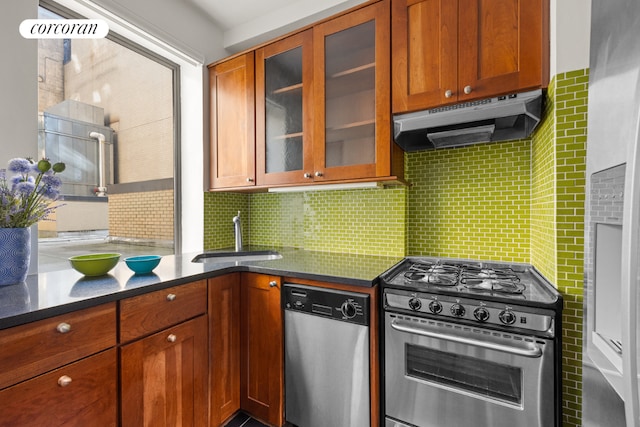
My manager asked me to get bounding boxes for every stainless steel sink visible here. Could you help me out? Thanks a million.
[191,250,282,263]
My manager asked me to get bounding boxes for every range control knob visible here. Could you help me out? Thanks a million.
[408,297,422,311]
[499,309,517,325]
[474,307,490,322]
[450,303,465,317]
[428,300,443,314]
[341,301,357,319]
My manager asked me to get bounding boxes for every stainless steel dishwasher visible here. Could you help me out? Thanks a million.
[283,283,370,427]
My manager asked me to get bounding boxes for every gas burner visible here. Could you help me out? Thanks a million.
[403,262,460,287]
[460,278,526,294]
[461,265,519,280]
[460,266,525,294]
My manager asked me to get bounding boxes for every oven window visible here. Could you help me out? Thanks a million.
[406,344,522,404]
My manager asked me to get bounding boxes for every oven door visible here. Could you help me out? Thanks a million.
[384,312,555,427]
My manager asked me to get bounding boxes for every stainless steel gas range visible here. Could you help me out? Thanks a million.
[380,257,563,427]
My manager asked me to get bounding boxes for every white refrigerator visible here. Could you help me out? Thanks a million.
[583,0,640,426]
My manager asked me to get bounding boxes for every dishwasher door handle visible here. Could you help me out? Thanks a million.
[390,319,542,358]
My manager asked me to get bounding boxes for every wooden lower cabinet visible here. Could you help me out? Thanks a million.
[209,273,241,425]
[240,273,283,426]
[0,348,117,427]
[209,273,284,427]
[119,315,208,427]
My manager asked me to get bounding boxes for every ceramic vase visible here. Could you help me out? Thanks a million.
[0,227,31,286]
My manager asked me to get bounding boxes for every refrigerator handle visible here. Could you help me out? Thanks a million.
[622,109,640,427]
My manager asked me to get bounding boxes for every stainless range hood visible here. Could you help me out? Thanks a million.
[393,89,543,151]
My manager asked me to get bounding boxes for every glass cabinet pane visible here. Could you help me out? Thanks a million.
[324,20,376,168]
[264,47,304,174]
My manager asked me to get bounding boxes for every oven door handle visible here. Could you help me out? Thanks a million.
[390,319,543,358]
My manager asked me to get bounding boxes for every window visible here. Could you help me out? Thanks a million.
[37,1,179,272]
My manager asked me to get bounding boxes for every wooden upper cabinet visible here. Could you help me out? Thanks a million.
[392,0,548,113]
[209,0,403,190]
[391,0,457,112]
[256,30,314,186]
[458,0,546,101]
[313,0,392,181]
[209,52,256,189]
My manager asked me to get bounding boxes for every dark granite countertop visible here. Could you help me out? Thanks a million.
[0,246,403,330]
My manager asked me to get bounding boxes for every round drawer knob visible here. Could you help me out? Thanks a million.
[444,89,453,98]
[315,171,323,177]
[56,322,71,334]
[58,375,72,387]
[303,173,312,179]
[269,281,277,288]
[166,293,176,301]
[167,334,177,343]
[464,85,472,94]
[246,177,254,183]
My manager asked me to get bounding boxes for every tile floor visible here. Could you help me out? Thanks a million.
[223,412,270,427]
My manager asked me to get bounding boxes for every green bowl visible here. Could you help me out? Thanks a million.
[69,253,121,276]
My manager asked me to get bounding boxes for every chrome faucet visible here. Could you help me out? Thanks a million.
[233,211,243,252]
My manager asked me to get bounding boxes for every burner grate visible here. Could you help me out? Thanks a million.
[394,261,530,295]
[403,262,460,287]
[460,266,525,294]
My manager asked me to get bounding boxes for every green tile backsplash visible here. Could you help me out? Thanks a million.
[203,192,248,250]
[203,68,589,427]
[548,69,589,427]
[249,187,406,257]
[406,140,531,262]
[531,78,557,282]
[204,186,407,257]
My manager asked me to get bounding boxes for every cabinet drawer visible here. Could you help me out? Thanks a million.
[120,280,207,342]
[0,348,117,427]
[0,302,116,390]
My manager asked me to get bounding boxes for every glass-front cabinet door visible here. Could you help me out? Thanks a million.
[256,30,313,186]
[312,1,391,182]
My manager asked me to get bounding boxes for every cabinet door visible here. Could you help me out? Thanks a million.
[313,1,391,181]
[209,52,256,189]
[256,30,314,186]
[0,349,117,427]
[209,274,241,426]
[391,0,458,112]
[240,273,283,426]
[458,0,545,101]
[120,315,208,427]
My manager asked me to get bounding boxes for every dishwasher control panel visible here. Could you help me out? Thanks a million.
[283,284,369,326]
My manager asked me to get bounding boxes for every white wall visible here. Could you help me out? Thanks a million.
[222,0,368,53]
[0,1,39,164]
[0,2,40,274]
[551,0,592,76]
[87,0,227,63]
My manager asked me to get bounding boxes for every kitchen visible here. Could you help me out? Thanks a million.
[0,0,607,426]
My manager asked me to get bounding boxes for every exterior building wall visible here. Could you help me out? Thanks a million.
[108,189,174,243]
[63,39,174,184]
